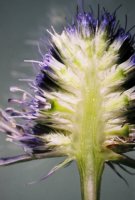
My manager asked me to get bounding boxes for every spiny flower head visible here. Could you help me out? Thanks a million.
[1,4,135,199]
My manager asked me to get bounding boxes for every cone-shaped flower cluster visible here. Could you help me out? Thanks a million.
[1,5,135,200]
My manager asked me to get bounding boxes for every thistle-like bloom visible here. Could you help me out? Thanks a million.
[1,5,135,200]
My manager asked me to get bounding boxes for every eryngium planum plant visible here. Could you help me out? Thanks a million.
[0,3,135,200]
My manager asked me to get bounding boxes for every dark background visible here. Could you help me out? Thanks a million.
[0,0,135,199]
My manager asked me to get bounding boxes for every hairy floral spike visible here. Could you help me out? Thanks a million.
[1,5,135,200]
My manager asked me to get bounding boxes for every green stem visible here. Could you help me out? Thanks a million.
[73,64,105,200]
[77,156,104,200]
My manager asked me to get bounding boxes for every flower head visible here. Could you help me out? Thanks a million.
[0,4,135,199]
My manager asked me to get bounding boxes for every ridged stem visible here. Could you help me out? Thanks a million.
[73,62,105,200]
[77,155,104,200]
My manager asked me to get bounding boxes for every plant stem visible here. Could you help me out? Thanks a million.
[73,64,105,200]
[77,156,104,200]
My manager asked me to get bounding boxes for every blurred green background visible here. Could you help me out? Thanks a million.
[0,0,135,199]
